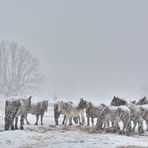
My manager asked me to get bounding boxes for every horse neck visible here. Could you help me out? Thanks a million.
[20,99,31,110]
[76,104,83,111]
[61,102,71,113]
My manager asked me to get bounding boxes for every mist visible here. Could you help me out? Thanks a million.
[0,0,148,104]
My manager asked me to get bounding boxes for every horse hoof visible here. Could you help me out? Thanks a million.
[20,127,24,130]
[11,126,15,130]
[5,128,9,131]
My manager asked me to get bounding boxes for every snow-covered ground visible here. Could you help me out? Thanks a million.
[0,100,148,148]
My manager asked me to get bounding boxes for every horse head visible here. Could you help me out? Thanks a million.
[57,101,64,112]
[43,100,48,112]
[21,96,32,111]
[77,98,87,109]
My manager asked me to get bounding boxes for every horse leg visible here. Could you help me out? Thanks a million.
[10,119,15,130]
[22,114,25,125]
[15,117,18,129]
[64,116,69,126]
[87,115,90,126]
[115,122,121,134]
[11,121,15,130]
[25,113,30,125]
[122,123,125,134]
[62,115,66,125]
[69,117,73,126]
[26,116,30,125]
[20,115,24,130]
[55,112,61,125]
[125,120,131,136]
[129,119,132,132]
[91,117,94,126]
[138,119,144,134]
[73,117,78,124]
[146,120,148,131]
[54,106,61,125]
[107,121,110,128]
[35,114,39,125]
[111,121,114,128]
[78,116,82,125]
[132,120,137,133]
[96,117,103,130]
[41,113,44,125]
[81,111,85,126]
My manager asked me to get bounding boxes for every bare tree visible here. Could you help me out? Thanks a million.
[0,40,44,97]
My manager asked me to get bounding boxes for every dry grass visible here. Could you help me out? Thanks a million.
[118,146,148,148]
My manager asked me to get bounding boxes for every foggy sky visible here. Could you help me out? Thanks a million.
[0,0,148,103]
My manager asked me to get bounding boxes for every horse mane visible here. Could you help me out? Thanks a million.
[63,102,73,112]
[136,97,148,105]
[68,101,73,104]
[101,103,106,107]
[110,96,128,106]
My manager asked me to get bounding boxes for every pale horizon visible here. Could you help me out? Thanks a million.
[0,1,148,103]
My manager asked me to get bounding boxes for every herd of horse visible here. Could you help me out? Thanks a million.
[54,96,148,136]
[4,96,148,136]
[5,96,48,130]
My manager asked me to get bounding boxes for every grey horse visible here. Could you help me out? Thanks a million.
[57,100,85,126]
[54,101,79,125]
[14,96,32,130]
[96,105,131,136]
[25,100,48,125]
[5,99,21,130]
[77,98,106,126]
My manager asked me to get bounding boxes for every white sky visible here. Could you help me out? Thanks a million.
[0,0,148,103]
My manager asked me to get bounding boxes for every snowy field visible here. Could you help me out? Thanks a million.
[0,100,148,148]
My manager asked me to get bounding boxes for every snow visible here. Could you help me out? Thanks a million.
[0,100,148,148]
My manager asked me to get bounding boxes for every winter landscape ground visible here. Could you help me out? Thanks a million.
[0,100,148,148]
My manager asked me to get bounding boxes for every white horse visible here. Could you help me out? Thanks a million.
[57,100,85,126]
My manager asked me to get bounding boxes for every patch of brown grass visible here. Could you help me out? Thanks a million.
[118,146,148,148]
